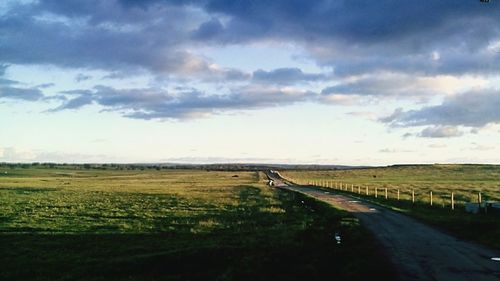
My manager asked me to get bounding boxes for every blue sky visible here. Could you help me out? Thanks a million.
[1,0,500,165]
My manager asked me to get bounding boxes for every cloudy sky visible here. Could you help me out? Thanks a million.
[1,0,500,165]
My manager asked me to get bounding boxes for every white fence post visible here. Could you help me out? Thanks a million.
[451,192,454,210]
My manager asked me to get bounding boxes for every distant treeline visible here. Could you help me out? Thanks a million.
[0,162,362,171]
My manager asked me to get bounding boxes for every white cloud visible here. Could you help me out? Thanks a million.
[429,144,447,148]
[0,147,120,163]
[379,148,414,153]
[382,89,500,129]
[321,73,488,101]
[0,147,36,161]
[419,126,463,138]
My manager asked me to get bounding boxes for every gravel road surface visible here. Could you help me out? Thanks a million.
[268,172,500,281]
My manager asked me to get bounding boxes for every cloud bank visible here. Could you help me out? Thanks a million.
[1,0,499,137]
[382,89,500,128]
[52,85,315,119]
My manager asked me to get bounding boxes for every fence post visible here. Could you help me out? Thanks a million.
[451,192,454,210]
[358,185,361,194]
[375,187,378,198]
[412,189,415,203]
[478,192,482,205]
[385,188,388,199]
[351,184,354,192]
[430,191,433,206]
[366,186,369,195]
[397,189,400,200]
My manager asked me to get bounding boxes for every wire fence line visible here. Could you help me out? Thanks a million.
[281,176,500,213]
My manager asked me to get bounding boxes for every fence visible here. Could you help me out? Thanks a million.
[281,176,499,212]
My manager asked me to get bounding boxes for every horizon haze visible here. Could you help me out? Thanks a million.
[1,0,500,165]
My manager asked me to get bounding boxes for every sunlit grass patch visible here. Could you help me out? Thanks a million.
[0,167,397,281]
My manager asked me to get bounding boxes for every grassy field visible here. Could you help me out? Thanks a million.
[281,164,500,250]
[0,167,396,281]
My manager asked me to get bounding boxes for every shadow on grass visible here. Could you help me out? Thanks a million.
[0,186,398,281]
[1,187,61,193]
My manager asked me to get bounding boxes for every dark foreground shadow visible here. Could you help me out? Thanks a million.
[0,189,398,281]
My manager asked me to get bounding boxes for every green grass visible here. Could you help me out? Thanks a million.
[282,164,500,250]
[0,167,397,281]
[283,164,500,205]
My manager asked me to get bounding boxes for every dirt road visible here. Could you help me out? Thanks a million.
[272,176,500,280]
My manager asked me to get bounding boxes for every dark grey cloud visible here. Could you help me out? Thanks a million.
[38,83,55,89]
[192,1,500,74]
[2,0,498,78]
[51,95,94,111]
[2,0,500,124]
[0,86,45,101]
[0,65,8,76]
[0,78,18,86]
[382,89,500,128]
[321,75,436,98]
[191,18,225,40]
[208,1,500,44]
[53,85,315,119]
[0,75,45,101]
[75,74,92,82]
[0,1,201,74]
[253,68,327,85]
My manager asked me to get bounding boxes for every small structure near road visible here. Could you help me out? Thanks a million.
[465,201,500,214]
[268,180,274,187]
[465,203,480,214]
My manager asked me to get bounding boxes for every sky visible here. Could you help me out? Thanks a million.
[1,0,500,165]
